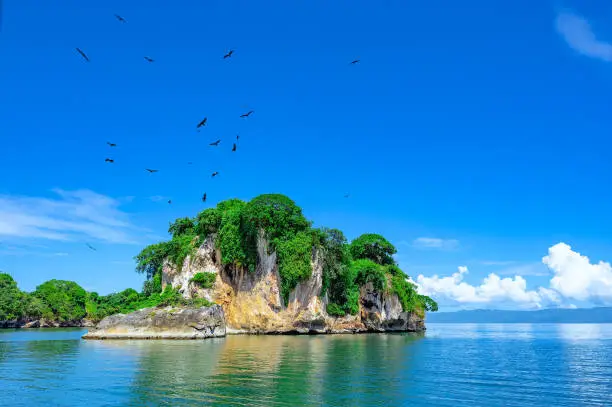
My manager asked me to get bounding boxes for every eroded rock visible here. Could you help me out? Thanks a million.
[83,305,226,340]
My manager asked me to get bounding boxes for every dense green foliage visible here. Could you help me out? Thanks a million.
[33,280,88,322]
[190,272,217,289]
[134,194,438,316]
[0,272,213,325]
[349,234,397,265]
[276,231,315,303]
[0,273,45,321]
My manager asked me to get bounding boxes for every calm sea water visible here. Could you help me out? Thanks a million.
[1,324,611,406]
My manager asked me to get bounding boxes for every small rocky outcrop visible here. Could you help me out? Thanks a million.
[83,305,226,340]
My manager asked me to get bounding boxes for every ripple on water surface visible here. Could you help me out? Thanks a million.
[1,324,612,406]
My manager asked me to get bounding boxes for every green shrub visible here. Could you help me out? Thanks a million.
[276,231,314,304]
[135,241,171,280]
[33,280,88,322]
[190,272,217,289]
[195,208,221,237]
[350,233,396,265]
[168,217,195,238]
[326,303,346,317]
[158,286,183,307]
[142,273,162,296]
[352,259,386,291]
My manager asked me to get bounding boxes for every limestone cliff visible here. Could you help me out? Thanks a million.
[162,235,425,334]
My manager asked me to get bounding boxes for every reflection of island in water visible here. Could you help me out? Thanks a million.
[119,333,424,406]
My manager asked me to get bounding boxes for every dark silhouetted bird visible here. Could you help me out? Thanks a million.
[107,142,117,147]
[114,14,126,23]
[144,56,154,62]
[209,139,221,147]
[202,193,207,202]
[76,48,90,62]
[187,162,193,165]
[145,169,158,173]
[232,143,237,152]
[211,172,219,177]
[344,193,350,198]
[240,110,254,118]
[168,199,172,204]
[86,243,97,251]
[105,158,114,163]
[197,117,207,129]
[223,50,234,59]
[350,59,360,64]
[236,134,240,140]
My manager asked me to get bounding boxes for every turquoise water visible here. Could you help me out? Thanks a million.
[1,324,611,406]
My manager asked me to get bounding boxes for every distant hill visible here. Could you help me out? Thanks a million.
[427,307,612,323]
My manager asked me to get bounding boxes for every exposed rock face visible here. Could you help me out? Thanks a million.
[83,305,226,339]
[360,283,425,332]
[0,319,94,329]
[162,235,425,334]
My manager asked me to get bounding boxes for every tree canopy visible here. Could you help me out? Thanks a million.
[349,233,397,265]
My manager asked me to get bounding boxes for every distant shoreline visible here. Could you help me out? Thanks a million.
[427,307,612,324]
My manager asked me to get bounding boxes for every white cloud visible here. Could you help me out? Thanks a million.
[413,242,612,310]
[556,11,612,62]
[414,266,557,309]
[543,243,612,304]
[412,237,459,250]
[0,189,140,244]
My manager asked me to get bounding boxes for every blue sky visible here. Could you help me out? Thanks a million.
[1,0,612,311]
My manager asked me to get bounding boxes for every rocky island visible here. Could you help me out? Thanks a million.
[86,194,437,338]
[1,194,437,338]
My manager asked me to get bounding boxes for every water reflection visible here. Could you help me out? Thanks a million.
[117,333,425,406]
[2,327,612,406]
[556,324,604,341]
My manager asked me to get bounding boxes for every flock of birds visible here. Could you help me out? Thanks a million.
[77,13,358,251]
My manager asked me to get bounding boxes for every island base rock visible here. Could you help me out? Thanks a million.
[83,305,226,340]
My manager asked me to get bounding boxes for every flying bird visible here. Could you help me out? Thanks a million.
[114,14,126,23]
[236,134,240,140]
[187,162,193,165]
[211,172,219,177]
[144,56,154,62]
[107,142,117,147]
[240,110,254,118]
[209,139,221,147]
[344,193,350,198]
[232,143,237,152]
[76,48,90,62]
[86,243,97,251]
[168,199,172,204]
[145,169,158,173]
[197,117,207,128]
[105,158,114,163]
[350,59,360,64]
[202,193,207,202]
[223,50,234,59]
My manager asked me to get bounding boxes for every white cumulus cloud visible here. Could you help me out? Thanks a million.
[543,243,612,304]
[414,266,552,309]
[556,11,612,62]
[412,242,612,310]
[0,189,140,244]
